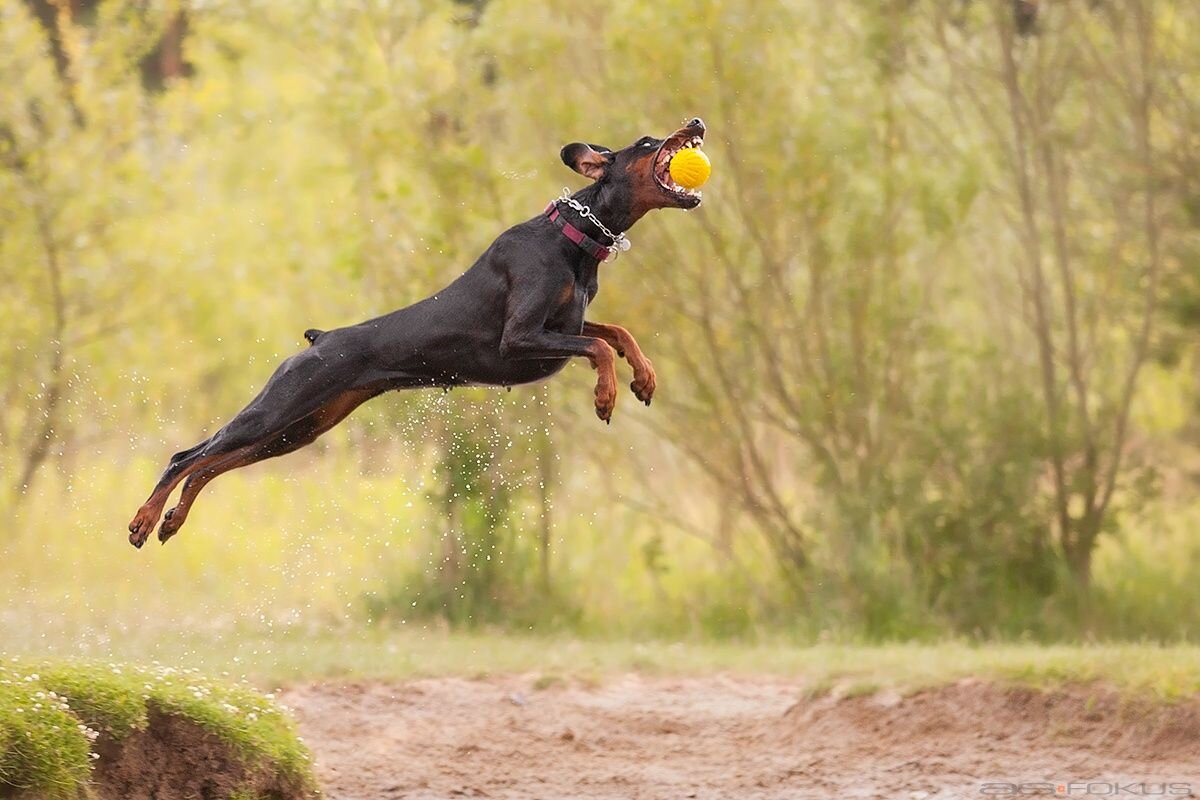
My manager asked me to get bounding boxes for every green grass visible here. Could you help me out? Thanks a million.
[250,634,1197,700]
[0,658,316,799]
[9,628,1197,701]
[8,456,1200,648]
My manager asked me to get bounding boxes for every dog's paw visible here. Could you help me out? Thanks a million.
[158,507,183,544]
[594,380,617,424]
[128,505,160,549]
[630,359,656,406]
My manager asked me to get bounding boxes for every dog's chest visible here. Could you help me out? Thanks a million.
[548,279,596,333]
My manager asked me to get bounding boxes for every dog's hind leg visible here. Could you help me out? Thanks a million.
[129,338,374,547]
[127,436,216,548]
[156,387,376,544]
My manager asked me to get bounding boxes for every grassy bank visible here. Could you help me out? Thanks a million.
[0,658,316,799]
[2,638,1194,796]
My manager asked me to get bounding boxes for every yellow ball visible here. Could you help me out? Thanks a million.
[668,147,711,189]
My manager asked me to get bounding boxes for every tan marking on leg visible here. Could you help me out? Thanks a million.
[587,340,618,423]
[129,451,228,548]
[157,388,377,543]
[582,322,656,405]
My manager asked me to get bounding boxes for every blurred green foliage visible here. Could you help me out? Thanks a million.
[2,0,1199,644]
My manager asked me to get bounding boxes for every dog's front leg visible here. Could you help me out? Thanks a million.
[501,330,617,423]
[500,295,618,423]
[581,322,656,406]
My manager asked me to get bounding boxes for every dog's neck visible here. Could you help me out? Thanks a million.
[563,183,645,245]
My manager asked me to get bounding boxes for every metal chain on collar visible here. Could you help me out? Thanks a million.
[558,188,631,259]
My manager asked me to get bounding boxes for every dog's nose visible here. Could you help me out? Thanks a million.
[687,117,705,132]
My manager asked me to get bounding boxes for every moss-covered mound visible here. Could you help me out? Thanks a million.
[0,659,317,799]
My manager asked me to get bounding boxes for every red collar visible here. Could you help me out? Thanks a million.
[545,202,610,262]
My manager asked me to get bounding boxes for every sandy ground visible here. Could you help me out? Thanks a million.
[280,676,1200,800]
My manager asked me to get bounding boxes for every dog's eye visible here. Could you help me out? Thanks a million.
[636,137,655,147]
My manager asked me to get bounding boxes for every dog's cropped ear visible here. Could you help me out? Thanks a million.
[561,142,612,181]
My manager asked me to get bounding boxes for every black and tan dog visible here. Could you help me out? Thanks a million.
[128,118,708,547]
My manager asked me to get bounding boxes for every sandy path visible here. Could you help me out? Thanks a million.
[280,676,1199,799]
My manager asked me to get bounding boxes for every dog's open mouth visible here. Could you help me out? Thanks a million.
[654,131,705,206]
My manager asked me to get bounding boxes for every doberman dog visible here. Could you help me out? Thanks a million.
[127,117,707,548]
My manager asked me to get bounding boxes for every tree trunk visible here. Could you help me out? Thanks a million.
[13,204,68,505]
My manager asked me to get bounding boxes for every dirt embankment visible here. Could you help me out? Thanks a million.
[281,675,1200,800]
[88,705,311,800]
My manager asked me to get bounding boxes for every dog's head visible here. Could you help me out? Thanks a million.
[560,118,707,219]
